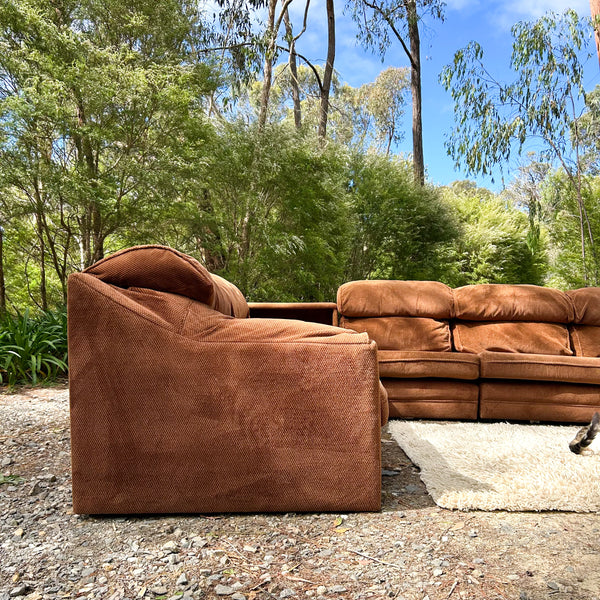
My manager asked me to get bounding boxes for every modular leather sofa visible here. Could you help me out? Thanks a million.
[67,245,388,515]
[337,280,600,424]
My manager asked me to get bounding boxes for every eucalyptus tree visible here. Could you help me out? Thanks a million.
[441,10,597,283]
[349,0,445,185]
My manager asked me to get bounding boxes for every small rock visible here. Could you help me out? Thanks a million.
[318,549,333,558]
[1,456,12,467]
[215,585,236,596]
[316,587,327,596]
[382,469,400,476]
[162,541,179,553]
[329,586,347,594]
[280,590,295,599]
[547,582,560,591]
[471,569,484,578]
[81,567,95,578]
[151,587,168,595]
[231,594,246,600]
[12,528,24,540]
[433,569,444,577]
[28,481,44,496]
[9,586,29,598]
[176,573,188,586]
[473,558,485,564]
[468,530,478,538]
[507,574,520,581]
[243,545,259,553]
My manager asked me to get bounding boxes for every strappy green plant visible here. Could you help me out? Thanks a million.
[0,308,68,387]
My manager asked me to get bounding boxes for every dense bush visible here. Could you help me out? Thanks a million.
[0,309,68,387]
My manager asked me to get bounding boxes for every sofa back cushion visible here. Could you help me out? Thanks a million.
[340,316,452,351]
[337,280,453,318]
[454,284,574,323]
[337,281,453,352]
[453,321,573,355]
[567,288,600,356]
[85,245,249,318]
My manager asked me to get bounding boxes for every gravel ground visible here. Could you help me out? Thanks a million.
[1,386,599,600]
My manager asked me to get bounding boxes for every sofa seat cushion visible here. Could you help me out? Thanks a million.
[480,351,600,385]
[452,321,573,355]
[341,316,451,351]
[337,280,453,318]
[454,284,573,323]
[378,351,479,380]
[570,325,600,357]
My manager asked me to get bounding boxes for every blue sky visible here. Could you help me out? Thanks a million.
[287,0,600,190]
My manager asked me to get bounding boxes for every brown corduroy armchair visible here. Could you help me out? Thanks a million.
[68,245,387,514]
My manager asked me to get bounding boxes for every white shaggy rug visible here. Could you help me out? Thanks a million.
[388,421,600,512]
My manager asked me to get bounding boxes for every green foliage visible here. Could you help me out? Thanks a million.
[538,171,600,288]
[346,153,458,281]
[0,308,68,387]
[0,0,217,304]
[440,182,547,286]
[189,121,353,301]
[440,9,592,178]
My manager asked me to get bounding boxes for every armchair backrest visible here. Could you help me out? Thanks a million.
[85,245,249,318]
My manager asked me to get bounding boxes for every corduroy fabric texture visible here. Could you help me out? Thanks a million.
[68,248,384,515]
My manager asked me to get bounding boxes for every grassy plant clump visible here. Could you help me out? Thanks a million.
[0,308,68,388]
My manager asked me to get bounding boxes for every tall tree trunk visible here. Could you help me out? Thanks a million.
[406,0,424,185]
[0,225,5,315]
[36,214,48,311]
[258,0,279,130]
[318,0,336,140]
[284,8,302,129]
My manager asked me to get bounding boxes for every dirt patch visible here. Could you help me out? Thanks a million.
[1,386,599,600]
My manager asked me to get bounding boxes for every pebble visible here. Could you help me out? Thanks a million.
[176,573,188,586]
[433,568,444,577]
[280,590,296,598]
[329,586,347,594]
[215,585,236,596]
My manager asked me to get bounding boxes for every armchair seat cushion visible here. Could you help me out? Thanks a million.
[378,351,479,380]
[480,351,600,385]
